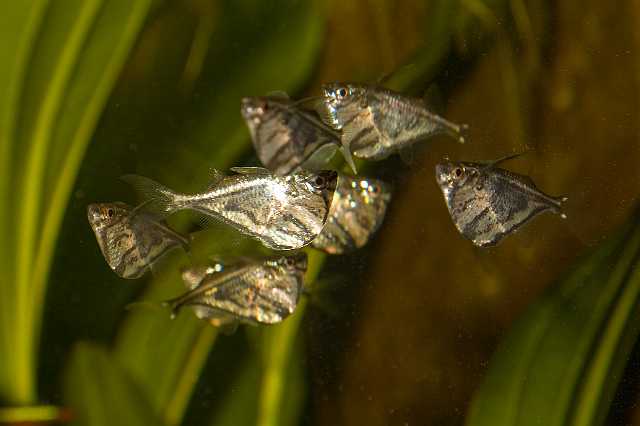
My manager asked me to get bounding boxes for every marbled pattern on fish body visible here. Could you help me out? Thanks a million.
[435,159,567,247]
[180,263,238,329]
[241,95,341,175]
[167,253,307,325]
[122,168,338,250]
[312,174,392,254]
[320,82,467,163]
[87,202,189,279]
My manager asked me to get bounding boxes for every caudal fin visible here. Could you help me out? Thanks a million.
[161,297,184,320]
[555,195,569,219]
[121,174,180,217]
[439,120,468,144]
[455,123,469,144]
[124,299,182,320]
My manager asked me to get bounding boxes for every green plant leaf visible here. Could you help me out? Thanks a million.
[0,0,152,404]
[0,0,49,403]
[467,209,640,426]
[210,333,306,426]
[64,342,163,426]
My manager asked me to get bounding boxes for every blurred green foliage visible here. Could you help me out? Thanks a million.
[0,0,152,407]
[1,0,640,425]
[467,208,640,426]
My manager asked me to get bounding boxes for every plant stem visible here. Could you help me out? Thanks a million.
[256,250,325,426]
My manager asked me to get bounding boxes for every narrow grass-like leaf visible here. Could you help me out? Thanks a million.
[12,0,104,403]
[466,209,640,426]
[0,0,49,403]
[13,0,153,406]
[0,0,151,408]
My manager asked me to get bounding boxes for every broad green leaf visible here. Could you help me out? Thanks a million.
[64,343,163,426]
[467,210,640,426]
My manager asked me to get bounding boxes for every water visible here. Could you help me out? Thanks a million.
[5,1,640,425]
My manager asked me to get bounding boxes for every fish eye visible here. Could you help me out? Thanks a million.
[106,208,115,218]
[336,87,347,99]
[452,167,464,178]
[285,257,296,267]
[312,175,327,189]
[369,185,380,194]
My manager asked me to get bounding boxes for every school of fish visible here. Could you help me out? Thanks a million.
[88,80,566,329]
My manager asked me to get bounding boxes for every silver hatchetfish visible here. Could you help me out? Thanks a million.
[87,202,189,279]
[318,82,467,171]
[122,168,338,250]
[312,173,392,254]
[241,94,343,175]
[165,253,307,325]
[435,155,567,247]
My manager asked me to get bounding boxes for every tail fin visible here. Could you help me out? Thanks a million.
[555,196,569,219]
[124,300,168,314]
[121,174,181,217]
[125,298,187,320]
[455,123,469,144]
[160,294,191,319]
[432,114,468,144]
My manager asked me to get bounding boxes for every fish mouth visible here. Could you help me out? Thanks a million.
[321,83,341,103]
[434,163,453,186]
[240,97,263,120]
[87,203,101,223]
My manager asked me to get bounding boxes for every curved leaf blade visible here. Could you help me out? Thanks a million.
[0,0,49,403]
[467,210,640,426]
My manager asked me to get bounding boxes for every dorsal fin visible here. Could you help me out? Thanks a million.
[266,90,289,100]
[482,151,532,170]
[207,168,225,189]
[376,63,417,87]
[230,166,272,175]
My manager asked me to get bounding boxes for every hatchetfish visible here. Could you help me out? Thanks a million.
[435,155,567,247]
[122,168,338,250]
[312,173,392,254]
[180,262,239,332]
[87,202,189,279]
[241,94,343,175]
[318,82,467,170]
[165,253,307,325]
